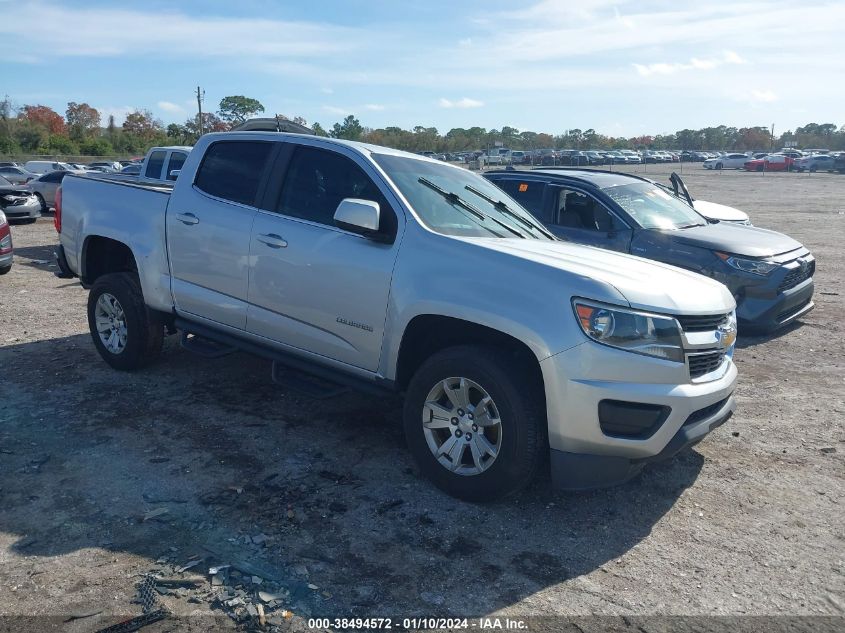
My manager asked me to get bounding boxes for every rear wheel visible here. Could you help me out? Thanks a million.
[756,164,764,172]
[809,165,817,173]
[716,162,723,170]
[87,272,163,370]
[34,193,47,213]
[403,345,546,502]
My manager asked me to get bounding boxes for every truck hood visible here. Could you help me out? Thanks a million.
[471,238,735,315]
[663,223,802,258]
[692,199,749,223]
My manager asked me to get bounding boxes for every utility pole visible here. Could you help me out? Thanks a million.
[196,86,205,136]
[770,123,775,152]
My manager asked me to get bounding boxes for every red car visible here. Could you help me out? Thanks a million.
[743,154,795,172]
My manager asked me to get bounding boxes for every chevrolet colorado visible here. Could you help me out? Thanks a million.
[56,132,738,501]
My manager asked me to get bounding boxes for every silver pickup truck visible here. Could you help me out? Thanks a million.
[56,132,738,501]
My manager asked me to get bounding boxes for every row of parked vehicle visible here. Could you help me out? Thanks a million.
[26,129,813,501]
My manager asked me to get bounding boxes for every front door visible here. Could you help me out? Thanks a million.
[546,185,632,252]
[246,144,403,371]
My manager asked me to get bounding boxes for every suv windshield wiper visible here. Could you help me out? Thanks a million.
[418,178,526,238]
[463,185,557,240]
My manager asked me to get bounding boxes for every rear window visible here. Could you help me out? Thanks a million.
[490,179,546,218]
[166,152,188,181]
[194,141,273,206]
[145,151,166,179]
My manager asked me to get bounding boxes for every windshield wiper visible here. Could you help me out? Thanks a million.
[464,184,558,240]
[418,177,526,238]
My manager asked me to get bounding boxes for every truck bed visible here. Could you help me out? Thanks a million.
[59,173,175,312]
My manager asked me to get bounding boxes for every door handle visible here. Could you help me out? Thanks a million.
[175,212,199,225]
[256,233,288,248]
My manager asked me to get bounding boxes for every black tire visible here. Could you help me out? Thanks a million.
[34,193,47,213]
[756,165,764,172]
[87,272,163,370]
[0,264,10,275]
[403,345,546,502]
[716,162,722,170]
[809,166,817,173]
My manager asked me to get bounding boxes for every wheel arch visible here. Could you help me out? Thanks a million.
[394,314,546,399]
[81,235,138,286]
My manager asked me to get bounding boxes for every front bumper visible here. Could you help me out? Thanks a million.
[0,251,12,268]
[2,198,41,220]
[540,340,737,490]
[718,254,815,332]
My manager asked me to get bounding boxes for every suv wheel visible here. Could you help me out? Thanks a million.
[87,272,163,370]
[34,193,47,213]
[403,345,546,501]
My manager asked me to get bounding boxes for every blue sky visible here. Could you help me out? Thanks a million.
[2,0,843,136]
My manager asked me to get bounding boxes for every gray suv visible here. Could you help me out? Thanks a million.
[486,169,814,333]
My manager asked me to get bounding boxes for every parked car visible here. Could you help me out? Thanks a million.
[0,175,41,223]
[509,150,527,165]
[703,153,749,170]
[659,172,751,225]
[87,161,121,172]
[793,154,836,172]
[24,160,74,175]
[0,165,38,185]
[486,168,814,332]
[743,155,795,172]
[57,132,739,500]
[138,146,192,182]
[120,163,142,175]
[835,153,845,174]
[0,161,22,168]
[0,210,13,275]
[27,170,74,212]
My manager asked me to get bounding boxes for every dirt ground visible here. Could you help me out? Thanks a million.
[0,165,843,632]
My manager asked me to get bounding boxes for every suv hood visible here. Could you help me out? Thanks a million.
[664,223,802,258]
[472,238,735,315]
[692,199,749,223]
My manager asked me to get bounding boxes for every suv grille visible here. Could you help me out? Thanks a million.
[689,351,726,379]
[778,260,814,293]
[675,313,729,332]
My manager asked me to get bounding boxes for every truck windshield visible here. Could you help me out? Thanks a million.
[603,182,706,230]
[373,153,553,240]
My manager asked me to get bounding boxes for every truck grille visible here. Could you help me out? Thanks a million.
[688,351,726,379]
[778,260,814,293]
[675,313,729,332]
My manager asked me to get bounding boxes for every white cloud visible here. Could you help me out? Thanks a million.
[364,104,385,111]
[633,51,746,77]
[95,106,137,125]
[750,89,778,103]
[438,97,484,109]
[322,105,348,115]
[157,100,185,114]
[321,87,334,94]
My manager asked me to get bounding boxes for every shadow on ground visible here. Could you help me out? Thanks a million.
[0,333,703,618]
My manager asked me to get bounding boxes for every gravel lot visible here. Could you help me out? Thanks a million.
[0,166,843,631]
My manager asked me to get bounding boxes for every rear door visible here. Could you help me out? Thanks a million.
[245,142,403,371]
[166,140,275,330]
[545,185,632,252]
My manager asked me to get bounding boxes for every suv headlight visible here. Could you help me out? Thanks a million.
[573,300,684,363]
[716,252,778,275]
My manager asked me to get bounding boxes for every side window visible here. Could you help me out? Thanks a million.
[553,188,624,232]
[165,152,187,181]
[194,141,272,206]
[276,146,396,235]
[492,179,547,220]
[145,151,166,179]
[43,172,61,183]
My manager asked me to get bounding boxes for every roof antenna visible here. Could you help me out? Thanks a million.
[275,114,283,133]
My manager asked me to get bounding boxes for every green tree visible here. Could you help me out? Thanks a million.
[330,115,363,141]
[79,138,113,156]
[123,109,162,139]
[312,122,328,137]
[217,95,265,125]
[66,102,101,141]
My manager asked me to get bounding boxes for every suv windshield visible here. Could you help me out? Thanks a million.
[603,182,706,230]
[373,153,553,239]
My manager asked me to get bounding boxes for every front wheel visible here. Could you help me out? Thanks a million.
[87,272,163,370]
[403,345,546,502]
[716,162,723,170]
[0,264,11,275]
[34,193,47,213]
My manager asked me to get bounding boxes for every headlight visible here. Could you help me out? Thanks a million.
[716,252,778,275]
[573,300,685,363]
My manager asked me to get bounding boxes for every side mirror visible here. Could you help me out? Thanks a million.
[333,198,381,238]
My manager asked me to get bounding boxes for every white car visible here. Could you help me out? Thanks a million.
[703,153,749,170]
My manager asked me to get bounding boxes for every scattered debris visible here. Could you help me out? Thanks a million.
[141,508,168,522]
[175,559,202,573]
[820,447,836,454]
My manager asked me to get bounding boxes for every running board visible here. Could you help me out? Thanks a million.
[180,331,237,358]
[271,362,348,399]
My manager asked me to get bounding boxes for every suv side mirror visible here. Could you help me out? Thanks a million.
[334,198,381,238]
